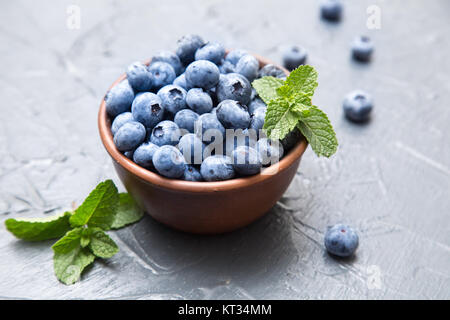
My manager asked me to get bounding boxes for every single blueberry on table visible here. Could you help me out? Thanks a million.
[174,109,199,134]
[105,79,135,118]
[176,34,205,66]
[186,88,213,114]
[185,60,220,90]
[258,64,286,79]
[131,92,164,129]
[200,155,235,181]
[320,0,343,22]
[133,142,159,168]
[235,54,259,82]
[216,99,251,130]
[111,111,134,136]
[150,120,181,146]
[255,138,284,166]
[126,61,152,92]
[225,49,248,65]
[195,42,225,65]
[152,145,186,179]
[157,85,187,115]
[173,73,192,91]
[232,146,262,176]
[248,98,266,114]
[343,90,373,122]
[113,121,146,152]
[151,50,183,75]
[282,46,307,71]
[183,165,203,181]
[148,62,176,90]
[324,224,359,258]
[215,73,252,105]
[351,36,374,62]
[249,106,267,134]
[195,113,226,144]
[178,133,205,165]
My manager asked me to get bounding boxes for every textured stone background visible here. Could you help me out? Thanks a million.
[0,0,449,299]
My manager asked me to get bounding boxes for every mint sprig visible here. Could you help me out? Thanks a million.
[252,65,338,157]
[5,180,144,285]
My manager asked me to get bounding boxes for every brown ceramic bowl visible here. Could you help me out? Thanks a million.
[98,53,308,234]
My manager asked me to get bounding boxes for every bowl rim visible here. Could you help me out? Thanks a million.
[98,53,308,193]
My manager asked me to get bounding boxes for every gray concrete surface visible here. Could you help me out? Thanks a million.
[0,0,449,299]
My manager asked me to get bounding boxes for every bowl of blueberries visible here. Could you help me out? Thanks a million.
[98,35,307,234]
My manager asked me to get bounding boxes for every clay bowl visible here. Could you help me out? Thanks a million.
[98,53,308,234]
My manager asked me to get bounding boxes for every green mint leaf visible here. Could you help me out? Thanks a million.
[52,228,95,285]
[80,228,91,248]
[297,106,338,157]
[5,211,72,242]
[88,228,119,259]
[263,97,303,140]
[69,180,119,230]
[111,193,144,229]
[285,65,318,97]
[252,76,284,104]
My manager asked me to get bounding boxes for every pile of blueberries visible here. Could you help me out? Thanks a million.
[105,35,298,182]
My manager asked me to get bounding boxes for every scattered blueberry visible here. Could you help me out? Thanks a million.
[200,155,235,181]
[216,99,250,130]
[232,146,262,176]
[151,50,183,75]
[131,92,164,129]
[126,62,152,92]
[150,120,181,146]
[183,165,203,181]
[258,64,286,79]
[186,88,213,114]
[105,80,135,118]
[111,112,134,136]
[235,54,259,82]
[157,85,187,115]
[133,142,159,168]
[343,90,373,122]
[113,121,146,152]
[256,138,284,166]
[351,36,374,62]
[174,109,199,133]
[320,0,343,22]
[152,145,186,179]
[216,73,252,105]
[185,60,220,89]
[282,46,308,71]
[176,34,205,66]
[148,62,176,90]
[195,42,225,65]
[178,133,205,165]
[324,224,359,257]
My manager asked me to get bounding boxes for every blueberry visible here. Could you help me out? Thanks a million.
[320,0,343,21]
[124,150,134,159]
[224,128,258,156]
[248,98,266,114]
[200,155,235,181]
[151,50,183,75]
[195,42,225,65]
[216,99,250,130]
[178,133,205,165]
[185,60,220,90]
[281,127,303,151]
[157,85,187,115]
[173,73,192,91]
[113,121,146,152]
[111,112,134,136]
[126,61,152,92]
[343,90,373,122]
[249,106,266,134]
[282,46,307,71]
[133,142,159,168]
[232,146,262,176]
[152,145,186,179]
[150,120,181,146]
[255,138,284,166]
[225,49,248,65]
[195,113,226,144]
[216,73,252,105]
[183,165,203,181]
[258,64,286,79]
[174,109,199,133]
[186,88,213,114]
[176,34,206,66]
[105,80,135,118]
[235,54,259,82]
[219,60,235,74]
[131,92,164,129]
[148,62,176,90]
[324,224,359,257]
[351,36,374,62]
